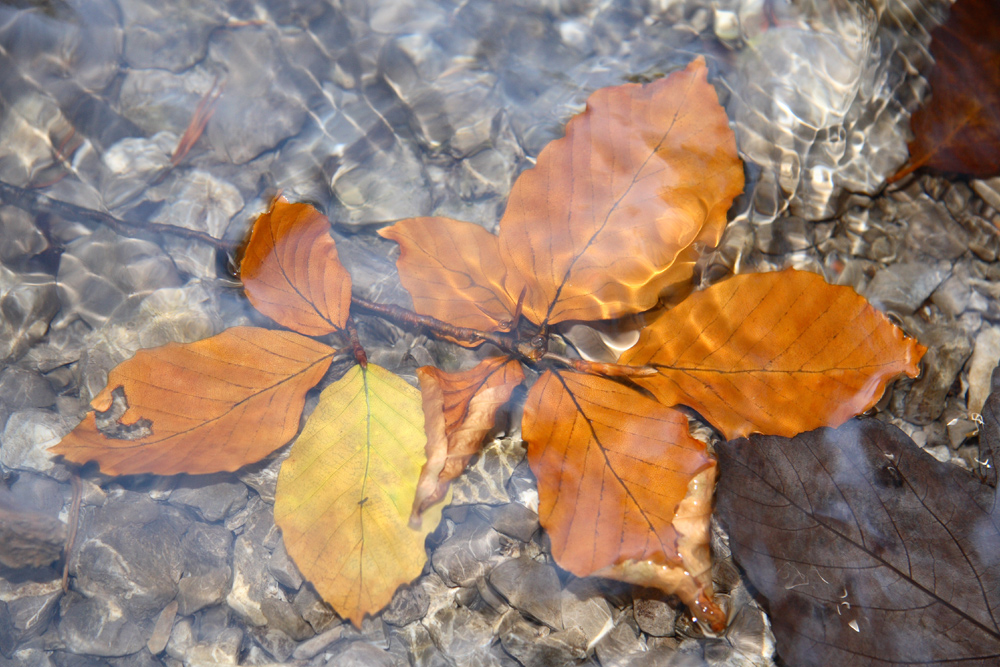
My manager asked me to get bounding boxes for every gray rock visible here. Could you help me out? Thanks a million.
[249,626,296,662]
[58,593,145,657]
[489,557,563,630]
[180,522,233,575]
[261,596,312,641]
[451,438,526,507]
[326,641,401,667]
[382,583,430,627]
[865,261,951,315]
[1,409,74,479]
[431,519,503,588]
[972,177,1000,212]
[560,579,613,650]
[293,586,338,634]
[0,575,63,645]
[0,368,55,429]
[594,619,646,667]
[226,533,279,626]
[423,605,495,663]
[897,196,971,261]
[2,649,55,667]
[267,540,303,591]
[497,610,587,667]
[291,624,347,660]
[71,498,186,620]
[177,568,231,616]
[967,327,1000,415]
[903,324,973,424]
[182,627,243,666]
[119,0,228,71]
[484,503,538,543]
[168,478,248,523]
[0,269,59,364]
[146,601,177,655]
[633,597,677,638]
[236,454,285,505]
[0,206,47,266]
[0,486,65,569]
[165,617,195,661]
[55,228,181,331]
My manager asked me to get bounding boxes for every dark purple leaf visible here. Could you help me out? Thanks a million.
[980,364,1000,488]
[716,418,1000,666]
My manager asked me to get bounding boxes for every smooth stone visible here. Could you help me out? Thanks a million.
[497,610,587,667]
[1,409,73,478]
[972,177,1000,212]
[326,641,401,667]
[146,600,177,655]
[291,624,347,660]
[382,582,430,627]
[267,540,303,591]
[0,269,60,363]
[226,533,279,626]
[58,593,145,657]
[903,324,973,424]
[864,261,951,315]
[176,568,230,616]
[260,596,312,641]
[168,479,248,523]
[183,627,242,665]
[594,619,646,667]
[485,503,538,542]
[633,597,677,637]
[967,326,1000,415]
[423,605,494,663]
[0,487,66,569]
[0,206,47,265]
[560,579,613,649]
[180,522,233,575]
[431,519,503,588]
[489,557,563,630]
[249,626,296,662]
[293,586,337,634]
[0,575,63,644]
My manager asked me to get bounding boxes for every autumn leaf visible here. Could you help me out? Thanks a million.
[274,364,446,627]
[412,357,524,522]
[242,197,352,336]
[717,418,1000,666]
[522,369,724,629]
[379,217,517,332]
[621,269,926,439]
[893,0,1000,180]
[52,327,336,475]
[381,56,744,329]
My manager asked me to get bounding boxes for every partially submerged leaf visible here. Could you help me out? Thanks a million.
[52,327,335,475]
[241,198,352,336]
[412,357,524,521]
[378,217,516,331]
[498,56,744,325]
[622,269,925,439]
[522,370,722,628]
[717,418,1000,666]
[980,363,1000,487]
[274,364,446,627]
[895,0,1000,179]
[383,57,744,330]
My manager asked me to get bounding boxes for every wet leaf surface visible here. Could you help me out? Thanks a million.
[980,364,1000,488]
[412,357,524,521]
[241,197,352,336]
[896,0,1000,179]
[717,417,1000,666]
[52,327,335,475]
[273,364,445,627]
[522,369,722,628]
[622,269,926,439]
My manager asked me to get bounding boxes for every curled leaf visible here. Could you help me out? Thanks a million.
[52,327,335,475]
[622,269,926,439]
[378,217,516,331]
[412,357,524,522]
[241,198,352,336]
[274,364,446,627]
[498,56,744,325]
[522,370,721,628]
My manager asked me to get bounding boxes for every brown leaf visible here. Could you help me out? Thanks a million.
[378,217,517,331]
[522,370,723,628]
[51,327,335,475]
[241,198,352,336]
[894,0,1000,179]
[498,56,744,325]
[412,357,524,521]
[622,269,926,439]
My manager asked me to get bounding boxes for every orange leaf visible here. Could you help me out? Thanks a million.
[241,198,352,336]
[412,357,524,521]
[378,217,516,331]
[622,269,926,440]
[51,327,335,475]
[497,56,744,325]
[523,370,721,627]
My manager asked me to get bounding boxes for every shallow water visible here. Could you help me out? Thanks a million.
[1,0,998,665]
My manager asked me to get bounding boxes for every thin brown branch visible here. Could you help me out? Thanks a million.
[62,473,82,593]
[345,315,368,369]
[351,296,516,353]
[0,179,232,251]
[541,352,657,377]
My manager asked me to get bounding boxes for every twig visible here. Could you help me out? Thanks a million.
[351,296,515,352]
[0,179,231,251]
[541,352,657,377]
[345,315,368,369]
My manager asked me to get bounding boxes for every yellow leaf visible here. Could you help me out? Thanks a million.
[273,364,446,627]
